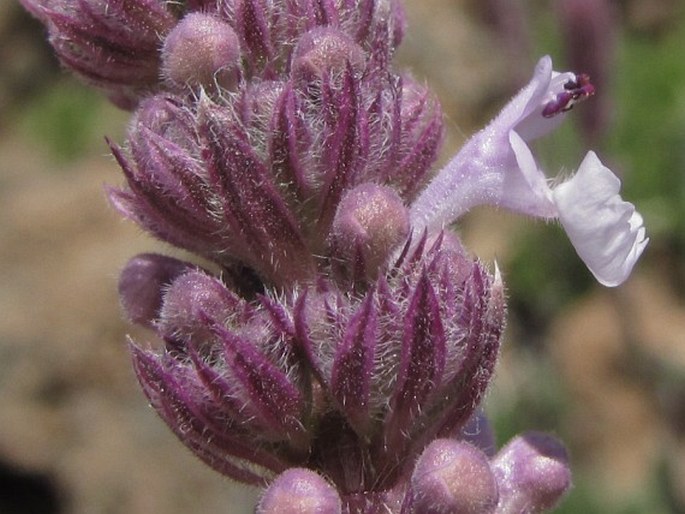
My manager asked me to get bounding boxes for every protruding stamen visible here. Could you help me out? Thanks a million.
[542,73,595,118]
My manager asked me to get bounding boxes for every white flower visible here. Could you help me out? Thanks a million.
[410,56,647,286]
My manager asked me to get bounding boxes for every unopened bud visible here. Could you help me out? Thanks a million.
[155,270,241,352]
[162,13,242,91]
[292,28,366,86]
[257,468,342,514]
[492,432,571,514]
[118,254,194,328]
[331,183,409,279]
[410,439,498,514]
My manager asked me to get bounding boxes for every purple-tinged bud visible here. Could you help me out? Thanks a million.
[154,270,247,354]
[129,342,289,485]
[118,253,194,329]
[292,28,366,86]
[20,0,175,106]
[492,432,572,514]
[257,469,342,514]
[199,98,316,286]
[331,183,409,281]
[107,96,226,261]
[408,439,498,514]
[162,13,242,92]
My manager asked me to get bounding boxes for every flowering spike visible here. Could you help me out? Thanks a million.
[25,0,655,506]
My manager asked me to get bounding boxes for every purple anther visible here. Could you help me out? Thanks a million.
[542,73,595,118]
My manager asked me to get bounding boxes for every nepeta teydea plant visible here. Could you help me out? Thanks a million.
[22,0,647,512]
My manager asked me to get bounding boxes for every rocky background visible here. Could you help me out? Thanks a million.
[1,1,684,513]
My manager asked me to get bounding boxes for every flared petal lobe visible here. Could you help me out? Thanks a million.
[552,151,648,286]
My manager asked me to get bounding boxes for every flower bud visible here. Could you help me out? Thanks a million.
[330,183,409,280]
[155,270,242,349]
[162,13,242,91]
[20,0,175,106]
[291,28,366,87]
[118,253,194,328]
[108,95,226,262]
[409,439,498,514]
[492,432,571,513]
[257,469,342,514]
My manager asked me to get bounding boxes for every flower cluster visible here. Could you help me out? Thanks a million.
[22,0,647,512]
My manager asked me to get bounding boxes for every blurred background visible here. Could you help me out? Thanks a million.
[0,0,684,512]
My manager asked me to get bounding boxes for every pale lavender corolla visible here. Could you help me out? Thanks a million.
[410,55,647,286]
